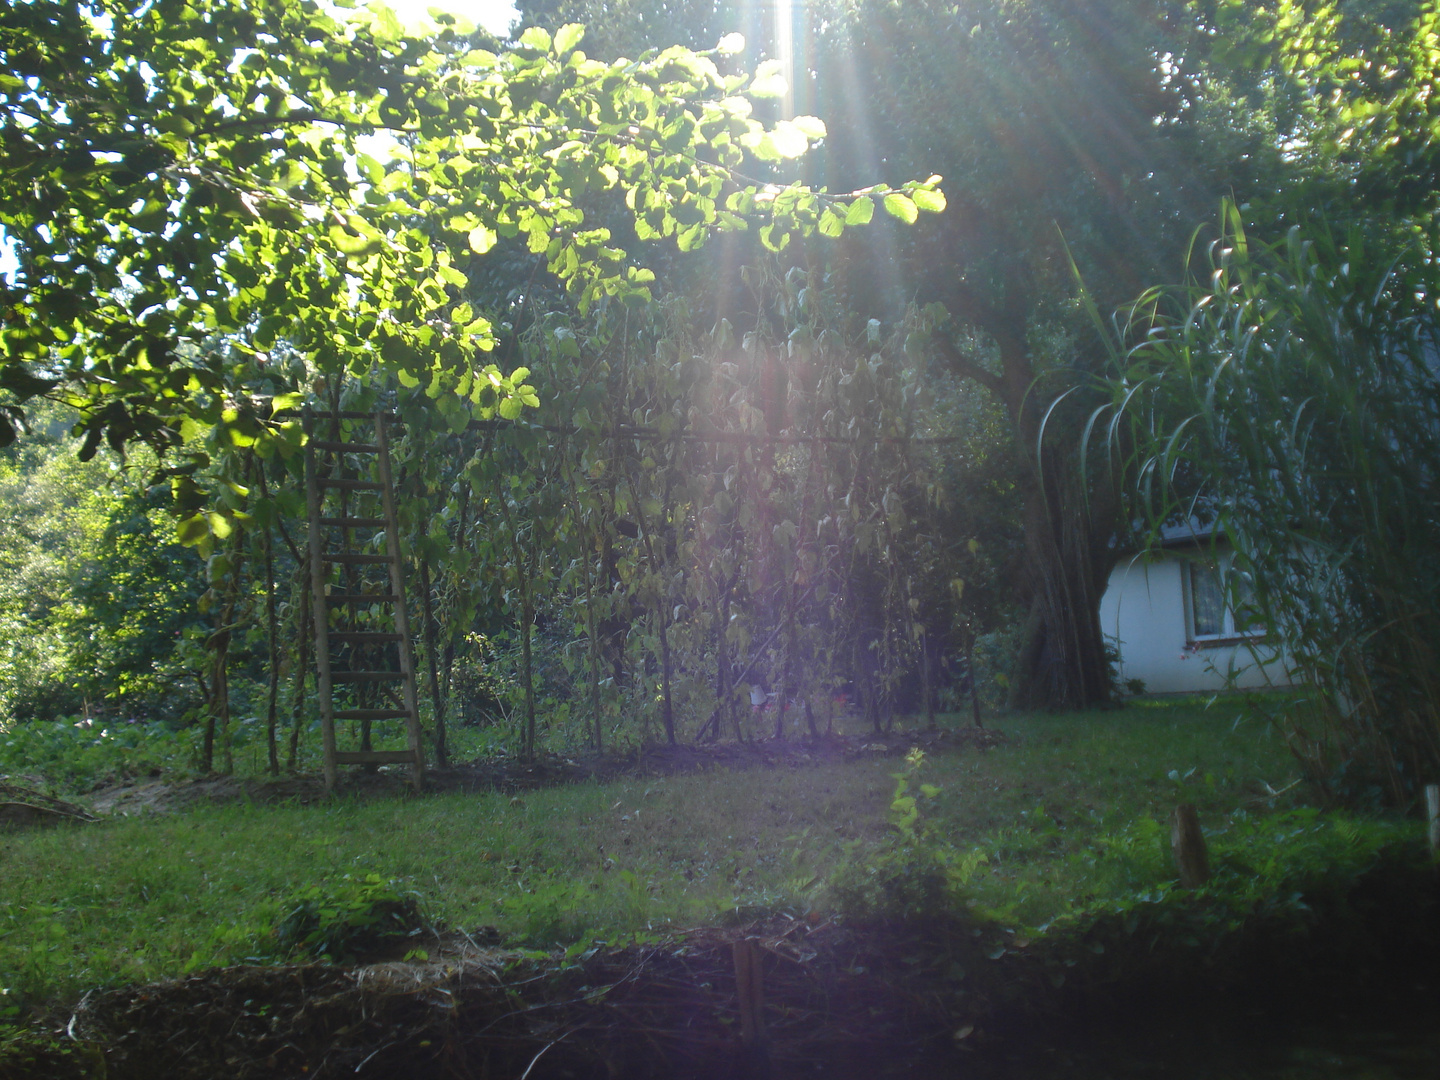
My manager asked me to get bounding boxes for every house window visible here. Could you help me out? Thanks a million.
[1185,554,1262,643]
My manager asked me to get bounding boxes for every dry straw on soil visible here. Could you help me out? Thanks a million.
[68,919,959,1080]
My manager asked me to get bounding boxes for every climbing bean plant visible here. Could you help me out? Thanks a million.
[368,263,982,756]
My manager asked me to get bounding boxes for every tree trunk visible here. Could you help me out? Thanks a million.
[438,480,469,738]
[206,537,242,775]
[207,617,233,775]
[964,631,983,729]
[198,667,215,774]
[1006,448,1117,711]
[583,539,604,753]
[777,444,820,741]
[263,525,281,776]
[922,629,935,730]
[942,322,1118,711]
[288,584,310,772]
[419,557,450,767]
[628,470,676,746]
[937,296,1121,712]
[718,583,736,741]
[520,585,537,756]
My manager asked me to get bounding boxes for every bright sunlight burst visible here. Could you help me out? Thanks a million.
[383,0,518,38]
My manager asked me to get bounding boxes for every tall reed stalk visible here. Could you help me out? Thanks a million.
[1094,203,1440,806]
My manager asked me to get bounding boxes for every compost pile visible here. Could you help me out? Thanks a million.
[0,778,95,830]
[65,918,966,1080]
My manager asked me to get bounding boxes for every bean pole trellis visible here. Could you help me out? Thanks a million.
[167,274,994,778]
[233,273,983,767]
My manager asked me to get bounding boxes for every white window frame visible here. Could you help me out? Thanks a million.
[1183,551,1265,645]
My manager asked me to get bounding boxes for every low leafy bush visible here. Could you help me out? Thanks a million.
[497,874,604,948]
[0,718,198,792]
[274,874,431,962]
[827,749,988,922]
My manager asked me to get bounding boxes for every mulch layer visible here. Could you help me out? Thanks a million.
[55,917,972,1080]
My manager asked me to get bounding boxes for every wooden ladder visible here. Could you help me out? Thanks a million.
[303,409,425,793]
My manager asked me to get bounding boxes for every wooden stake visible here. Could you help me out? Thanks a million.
[1425,784,1439,858]
[732,937,770,1077]
[1171,803,1210,888]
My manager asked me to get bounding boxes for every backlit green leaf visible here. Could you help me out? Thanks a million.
[883,193,918,224]
[790,115,826,139]
[554,23,585,55]
[519,26,552,52]
[845,197,875,226]
[468,226,498,254]
[912,187,947,213]
[748,60,788,99]
[767,121,810,159]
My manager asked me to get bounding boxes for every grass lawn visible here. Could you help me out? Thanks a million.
[0,697,1310,1009]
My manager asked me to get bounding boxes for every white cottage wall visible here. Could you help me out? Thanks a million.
[1100,554,1291,694]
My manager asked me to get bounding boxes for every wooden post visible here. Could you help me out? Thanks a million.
[732,937,770,1078]
[375,412,426,792]
[1426,784,1440,858]
[965,633,983,729]
[303,409,338,795]
[1171,803,1210,888]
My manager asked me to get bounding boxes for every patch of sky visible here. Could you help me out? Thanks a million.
[0,227,15,284]
[356,0,518,39]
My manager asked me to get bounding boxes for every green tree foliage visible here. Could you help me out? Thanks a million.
[269,260,1009,762]
[510,0,1248,709]
[801,0,1237,711]
[0,1,936,465]
[545,0,1440,717]
[0,417,203,723]
[1099,209,1440,805]
[0,2,950,770]
[1198,0,1440,224]
[1090,1,1440,803]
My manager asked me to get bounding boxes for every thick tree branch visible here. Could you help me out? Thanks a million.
[931,334,1004,396]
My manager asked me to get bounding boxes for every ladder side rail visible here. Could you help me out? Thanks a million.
[375,412,426,789]
[334,473,374,758]
[304,410,340,793]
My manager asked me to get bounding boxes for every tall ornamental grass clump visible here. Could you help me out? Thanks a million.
[1092,204,1440,806]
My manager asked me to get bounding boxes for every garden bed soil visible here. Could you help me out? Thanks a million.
[11,725,1436,1079]
[81,726,1004,818]
[16,863,1440,1080]
[29,917,958,1080]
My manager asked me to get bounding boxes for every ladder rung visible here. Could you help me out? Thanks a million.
[287,409,399,421]
[333,709,412,720]
[313,440,381,453]
[320,517,388,528]
[326,593,399,604]
[329,632,404,644]
[323,553,393,564]
[331,670,406,682]
[321,478,383,491]
[334,750,419,765]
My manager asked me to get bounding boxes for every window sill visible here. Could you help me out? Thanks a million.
[1187,633,1269,649]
